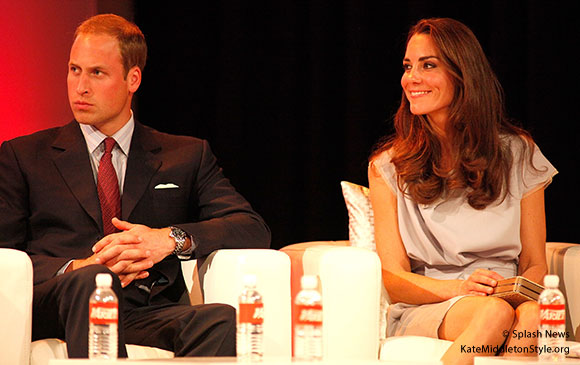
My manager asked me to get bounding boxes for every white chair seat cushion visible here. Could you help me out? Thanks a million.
[380,335,452,362]
[30,339,174,365]
[126,344,174,359]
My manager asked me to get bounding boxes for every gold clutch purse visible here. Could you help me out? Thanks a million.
[491,276,544,308]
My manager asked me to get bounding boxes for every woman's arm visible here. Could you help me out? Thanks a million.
[368,161,502,304]
[517,188,548,284]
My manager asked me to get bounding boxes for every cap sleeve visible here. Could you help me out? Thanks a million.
[369,150,398,193]
[509,137,558,199]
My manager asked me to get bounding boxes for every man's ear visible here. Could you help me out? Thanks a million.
[127,66,142,93]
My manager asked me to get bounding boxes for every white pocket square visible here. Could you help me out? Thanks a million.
[154,183,180,189]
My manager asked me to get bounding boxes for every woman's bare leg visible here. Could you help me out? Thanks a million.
[438,296,515,365]
[502,301,539,357]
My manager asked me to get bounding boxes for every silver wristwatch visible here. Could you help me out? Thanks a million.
[169,226,187,256]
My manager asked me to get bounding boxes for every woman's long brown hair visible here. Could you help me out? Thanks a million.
[373,18,533,209]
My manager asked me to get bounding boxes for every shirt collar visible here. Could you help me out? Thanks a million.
[79,114,135,156]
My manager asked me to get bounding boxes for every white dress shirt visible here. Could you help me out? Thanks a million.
[79,116,134,194]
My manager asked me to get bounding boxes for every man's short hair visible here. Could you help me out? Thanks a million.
[75,13,147,76]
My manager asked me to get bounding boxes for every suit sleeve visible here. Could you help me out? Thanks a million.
[0,137,96,284]
[175,140,271,258]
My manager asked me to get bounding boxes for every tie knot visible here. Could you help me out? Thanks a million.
[103,137,116,154]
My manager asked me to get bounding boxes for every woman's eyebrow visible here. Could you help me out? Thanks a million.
[403,55,439,62]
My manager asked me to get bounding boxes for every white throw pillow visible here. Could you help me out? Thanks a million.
[340,181,389,343]
[340,181,376,251]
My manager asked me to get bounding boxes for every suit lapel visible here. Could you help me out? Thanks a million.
[51,122,102,230]
[122,122,162,220]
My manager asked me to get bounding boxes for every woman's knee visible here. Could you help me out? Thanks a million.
[440,296,514,341]
[482,296,514,318]
[471,296,515,331]
[515,301,539,330]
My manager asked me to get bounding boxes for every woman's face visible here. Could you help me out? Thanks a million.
[401,33,455,133]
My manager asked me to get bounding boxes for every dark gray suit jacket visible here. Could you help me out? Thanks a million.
[0,121,270,301]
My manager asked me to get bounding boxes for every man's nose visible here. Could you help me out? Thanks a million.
[76,73,90,95]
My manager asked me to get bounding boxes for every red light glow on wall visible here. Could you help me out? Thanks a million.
[0,0,96,142]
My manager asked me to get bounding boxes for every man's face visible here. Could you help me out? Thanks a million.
[67,33,140,135]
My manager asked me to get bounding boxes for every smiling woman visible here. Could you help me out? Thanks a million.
[368,18,557,365]
[375,18,525,209]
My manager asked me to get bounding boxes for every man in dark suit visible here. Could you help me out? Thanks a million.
[0,14,270,358]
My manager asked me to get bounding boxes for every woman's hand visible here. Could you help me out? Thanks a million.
[457,269,504,296]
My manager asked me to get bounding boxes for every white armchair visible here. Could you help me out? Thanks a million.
[281,241,580,362]
[0,248,33,365]
[381,241,580,361]
[0,248,291,365]
[280,241,382,360]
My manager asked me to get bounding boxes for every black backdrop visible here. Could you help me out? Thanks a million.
[132,1,578,249]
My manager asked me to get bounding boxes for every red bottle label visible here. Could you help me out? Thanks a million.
[239,303,264,325]
[539,304,565,325]
[89,302,118,325]
[296,304,322,325]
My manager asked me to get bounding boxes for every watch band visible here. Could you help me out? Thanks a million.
[169,226,187,256]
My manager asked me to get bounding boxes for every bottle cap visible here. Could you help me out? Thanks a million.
[243,274,257,287]
[95,273,112,287]
[301,275,318,290]
[543,274,559,288]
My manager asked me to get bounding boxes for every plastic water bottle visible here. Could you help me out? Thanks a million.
[294,275,323,361]
[237,274,263,361]
[89,273,118,359]
[538,274,566,361]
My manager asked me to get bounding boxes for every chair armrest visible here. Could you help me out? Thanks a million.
[546,242,580,341]
[0,248,33,365]
[194,249,292,357]
[281,241,381,360]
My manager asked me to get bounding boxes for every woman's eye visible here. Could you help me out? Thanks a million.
[402,63,412,71]
[423,62,436,69]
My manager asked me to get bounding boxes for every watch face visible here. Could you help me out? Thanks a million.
[171,227,186,240]
[170,227,186,255]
